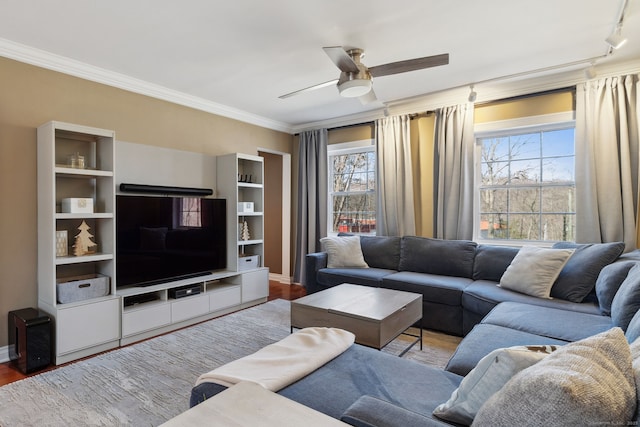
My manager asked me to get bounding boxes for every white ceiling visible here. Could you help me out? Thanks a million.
[0,0,638,133]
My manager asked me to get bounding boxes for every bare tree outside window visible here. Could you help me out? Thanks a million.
[479,126,575,242]
[329,149,376,235]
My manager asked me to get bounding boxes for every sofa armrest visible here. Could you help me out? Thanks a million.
[304,252,328,294]
[341,396,450,427]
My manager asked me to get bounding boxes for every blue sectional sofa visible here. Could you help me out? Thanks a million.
[191,236,640,426]
[304,235,626,336]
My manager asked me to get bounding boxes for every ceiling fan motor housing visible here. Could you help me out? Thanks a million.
[337,49,372,97]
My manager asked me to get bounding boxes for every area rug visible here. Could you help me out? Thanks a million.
[0,299,458,426]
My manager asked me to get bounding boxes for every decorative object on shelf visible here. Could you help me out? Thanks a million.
[238,174,253,183]
[72,220,97,256]
[61,198,94,214]
[238,202,254,213]
[241,220,250,241]
[67,152,85,169]
[55,230,68,257]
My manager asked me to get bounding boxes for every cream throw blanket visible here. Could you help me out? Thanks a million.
[195,327,355,391]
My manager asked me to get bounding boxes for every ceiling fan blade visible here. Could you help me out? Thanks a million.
[359,88,378,105]
[323,46,360,73]
[278,79,338,99]
[369,53,449,77]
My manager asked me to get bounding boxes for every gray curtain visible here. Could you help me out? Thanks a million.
[375,115,416,236]
[434,103,475,240]
[293,129,328,283]
[575,74,640,249]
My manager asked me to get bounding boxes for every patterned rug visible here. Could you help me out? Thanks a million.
[0,299,458,426]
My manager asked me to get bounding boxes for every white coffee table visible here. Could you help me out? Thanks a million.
[291,283,422,353]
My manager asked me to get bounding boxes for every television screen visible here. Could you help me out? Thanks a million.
[116,195,226,288]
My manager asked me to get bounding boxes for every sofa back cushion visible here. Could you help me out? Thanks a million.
[473,245,520,282]
[399,236,477,278]
[359,236,401,270]
[596,261,637,316]
[551,242,625,303]
[612,264,640,330]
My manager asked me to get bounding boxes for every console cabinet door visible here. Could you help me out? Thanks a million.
[56,299,120,355]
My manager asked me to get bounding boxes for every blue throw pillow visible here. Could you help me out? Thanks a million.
[625,309,640,343]
[551,242,625,302]
[612,264,640,330]
[596,261,637,316]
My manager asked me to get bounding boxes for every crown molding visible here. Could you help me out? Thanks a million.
[0,38,294,134]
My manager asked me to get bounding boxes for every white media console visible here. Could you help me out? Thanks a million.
[118,267,268,346]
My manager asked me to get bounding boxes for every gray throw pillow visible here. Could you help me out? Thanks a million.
[499,246,574,299]
[320,236,369,268]
[473,328,636,427]
[433,345,556,425]
[596,261,637,316]
[612,264,640,330]
[625,309,640,343]
[551,242,625,302]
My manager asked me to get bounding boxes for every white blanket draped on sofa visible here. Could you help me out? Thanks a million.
[195,327,355,392]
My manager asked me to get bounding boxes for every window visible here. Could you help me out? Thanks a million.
[477,122,575,243]
[328,140,376,236]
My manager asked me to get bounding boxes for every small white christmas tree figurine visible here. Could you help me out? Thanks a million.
[73,220,98,256]
[241,220,250,241]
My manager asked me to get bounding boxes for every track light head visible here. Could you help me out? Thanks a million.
[606,26,627,49]
[468,85,477,102]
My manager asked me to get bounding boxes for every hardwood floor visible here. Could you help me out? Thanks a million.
[0,281,306,387]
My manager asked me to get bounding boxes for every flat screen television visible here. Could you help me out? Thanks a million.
[116,195,226,288]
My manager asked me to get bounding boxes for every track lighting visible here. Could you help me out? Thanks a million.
[606,25,627,49]
[468,85,477,102]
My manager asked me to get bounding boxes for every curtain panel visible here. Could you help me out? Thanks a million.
[434,103,475,240]
[375,115,416,236]
[575,74,640,249]
[293,129,328,283]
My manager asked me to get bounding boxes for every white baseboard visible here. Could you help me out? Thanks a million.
[0,345,10,364]
[269,273,292,285]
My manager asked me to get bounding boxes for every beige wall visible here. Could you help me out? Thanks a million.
[0,57,293,347]
[261,151,283,274]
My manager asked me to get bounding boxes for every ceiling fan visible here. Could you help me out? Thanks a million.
[279,46,449,104]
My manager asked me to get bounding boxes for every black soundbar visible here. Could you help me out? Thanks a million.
[119,183,213,196]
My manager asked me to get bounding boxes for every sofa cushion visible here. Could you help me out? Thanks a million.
[433,345,556,425]
[445,324,568,377]
[472,245,519,282]
[277,344,463,421]
[596,261,637,316]
[342,395,443,427]
[316,268,394,289]
[481,302,613,343]
[398,236,477,278]
[473,328,636,427]
[551,242,625,302]
[499,246,574,299]
[626,309,640,343]
[612,264,640,330]
[359,235,401,270]
[320,235,368,268]
[382,271,472,306]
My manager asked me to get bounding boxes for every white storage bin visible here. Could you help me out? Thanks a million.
[238,255,260,271]
[238,202,254,213]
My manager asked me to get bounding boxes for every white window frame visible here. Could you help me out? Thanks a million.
[474,112,576,246]
[327,139,376,237]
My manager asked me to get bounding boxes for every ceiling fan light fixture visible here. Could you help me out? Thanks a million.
[338,79,372,98]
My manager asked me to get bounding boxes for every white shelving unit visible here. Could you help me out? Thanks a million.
[216,153,266,273]
[37,121,120,365]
